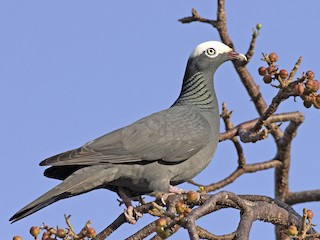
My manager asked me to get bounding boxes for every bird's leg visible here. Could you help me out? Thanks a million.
[161,185,188,205]
[117,187,142,224]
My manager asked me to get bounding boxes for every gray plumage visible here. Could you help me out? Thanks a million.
[10,41,246,222]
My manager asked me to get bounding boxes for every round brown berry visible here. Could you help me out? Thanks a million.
[279,69,289,79]
[287,225,298,236]
[30,226,40,237]
[42,231,51,240]
[187,191,200,203]
[258,66,267,76]
[267,65,277,74]
[86,227,96,238]
[13,236,22,240]
[175,202,187,214]
[306,209,314,219]
[184,207,192,216]
[56,229,66,238]
[269,52,278,62]
[294,84,304,95]
[155,217,167,227]
[263,74,272,84]
[305,80,320,92]
[306,70,315,80]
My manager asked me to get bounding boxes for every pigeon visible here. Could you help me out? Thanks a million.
[10,41,246,224]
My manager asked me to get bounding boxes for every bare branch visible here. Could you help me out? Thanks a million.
[286,190,320,205]
[197,226,236,240]
[178,8,218,27]
[197,159,282,193]
[221,103,245,166]
[235,208,253,240]
[125,221,156,240]
[180,191,310,240]
[93,202,155,240]
[245,29,259,64]
[219,111,304,142]
[287,57,303,83]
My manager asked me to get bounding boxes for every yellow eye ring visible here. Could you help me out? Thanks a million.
[205,48,216,57]
[205,48,217,58]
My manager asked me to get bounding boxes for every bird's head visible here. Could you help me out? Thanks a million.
[187,41,247,74]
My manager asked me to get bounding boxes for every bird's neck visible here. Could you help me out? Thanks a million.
[173,71,218,110]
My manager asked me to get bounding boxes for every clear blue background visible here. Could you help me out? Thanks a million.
[1,1,319,239]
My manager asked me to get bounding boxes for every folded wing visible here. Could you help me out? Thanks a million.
[40,106,212,167]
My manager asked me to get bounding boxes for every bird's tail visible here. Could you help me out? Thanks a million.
[10,165,116,223]
[10,191,68,223]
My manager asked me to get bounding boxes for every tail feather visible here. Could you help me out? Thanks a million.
[10,165,116,223]
[10,193,68,223]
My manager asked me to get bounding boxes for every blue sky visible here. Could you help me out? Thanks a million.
[1,1,319,239]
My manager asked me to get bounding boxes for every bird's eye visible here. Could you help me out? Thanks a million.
[205,48,217,58]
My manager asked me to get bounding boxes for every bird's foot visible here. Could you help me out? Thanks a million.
[124,206,143,224]
[117,187,142,224]
[161,185,188,205]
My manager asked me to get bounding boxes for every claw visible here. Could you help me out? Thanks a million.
[161,194,171,205]
[124,206,142,224]
[135,209,143,218]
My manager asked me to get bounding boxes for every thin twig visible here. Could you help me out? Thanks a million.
[221,102,246,166]
[245,29,259,64]
[178,8,218,27]
[190,159,282,193]
[219,111,304,142]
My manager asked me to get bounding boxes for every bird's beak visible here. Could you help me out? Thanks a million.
[225,51,247,62]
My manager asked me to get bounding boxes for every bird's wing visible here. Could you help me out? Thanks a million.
[40,128,143,166]
[120,107,213,163]
[40,106,213,166]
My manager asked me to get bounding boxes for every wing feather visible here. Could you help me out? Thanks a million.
[40,106,213,166]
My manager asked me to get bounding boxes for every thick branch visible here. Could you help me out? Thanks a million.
[275,111,304,201]
[235,209,253,240]
[178,191,308,240]
[197,226,236,240]
[286,190,320,205]
[126,221,156,240]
